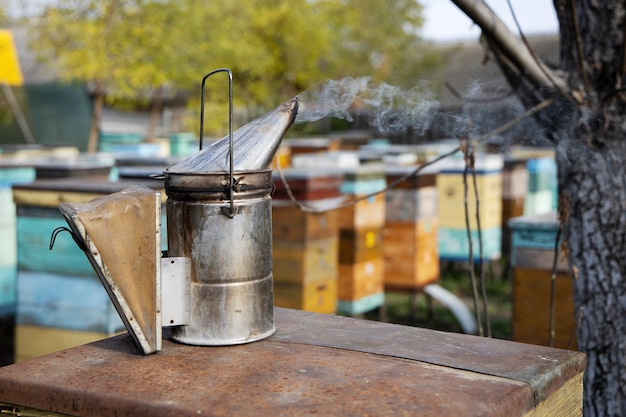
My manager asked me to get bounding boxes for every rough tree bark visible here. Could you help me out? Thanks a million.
[557,2,626,415]
[451,1,626,415]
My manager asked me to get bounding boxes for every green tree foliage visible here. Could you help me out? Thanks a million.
[319,0,427,83]
[25,0,439,144]
[0,6,7,26]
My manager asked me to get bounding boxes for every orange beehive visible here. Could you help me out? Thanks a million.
[383,218,439,289]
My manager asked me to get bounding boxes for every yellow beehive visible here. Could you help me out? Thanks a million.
[15,325,122,363]
[437,197,502,230]
[272,238,339,285]
[273,277,337,314]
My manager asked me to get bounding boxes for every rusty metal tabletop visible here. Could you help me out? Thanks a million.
[0,308,585,417]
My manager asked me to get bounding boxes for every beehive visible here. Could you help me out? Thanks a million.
[436,155,503,262]
[272,169,342,314]
[509,212,576,350]
[384,167,439,289]
[336,165,386,315]
[524,157,557,215]
[501,158,528,259]
[0,164,35,366]
[383,218,439,288]
[285,137,341,157]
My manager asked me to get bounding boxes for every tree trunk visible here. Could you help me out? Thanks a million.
[556,2,626,415]
[451,1,626,415]
[560,138,626,417]
[147,86,163,142]
[87,81,105,153]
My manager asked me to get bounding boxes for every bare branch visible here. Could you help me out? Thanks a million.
[506,0,574,103]
[445,80,514,104]
[450,0,567,91]
[570,0,592,96]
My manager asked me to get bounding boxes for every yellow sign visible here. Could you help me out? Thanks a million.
[0,29,24,86]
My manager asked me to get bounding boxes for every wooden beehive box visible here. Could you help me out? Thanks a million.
[271,169,343,314]
[384,219,439,289]
[272,204,339,243]
[383,167,439,289]
[338,192,386,230]
[436,154,503,262]
[336,165,386,315]
[501,158,528,260]
[273,276,337,314]
[272,168,343,202]
[272,237,339,285]
[509,212,576,350]
[271,209,339,296]
[524,157,557,215]
[385,185,437,223]
[285,137,341,156]
[337,227,384,313]
[15,271,125,363]
[502,158,529,200]
[32,154,115,179]
[385,167,437,219]
[333,130,372,151]
[270,145,292,170]
[0,164,36,366]
[436,171,503,229]
[0,145,78,162]
[337,259,384,314]
[339,228,383,264]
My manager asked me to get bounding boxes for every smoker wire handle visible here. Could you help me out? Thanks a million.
[199,68,236,217]
[49,226,87,252]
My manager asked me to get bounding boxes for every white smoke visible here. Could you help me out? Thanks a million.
[295,77,440,137]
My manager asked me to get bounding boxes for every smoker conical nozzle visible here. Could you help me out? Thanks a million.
[167,98,298,174]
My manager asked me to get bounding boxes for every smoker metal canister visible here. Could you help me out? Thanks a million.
[163,98,298,346]
[165,170,274,345]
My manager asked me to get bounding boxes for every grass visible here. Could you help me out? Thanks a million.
[363,260,513,340]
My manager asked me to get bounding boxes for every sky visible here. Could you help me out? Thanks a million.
[421,0,559,42]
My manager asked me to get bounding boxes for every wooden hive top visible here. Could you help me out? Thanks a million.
[0,308,585,417]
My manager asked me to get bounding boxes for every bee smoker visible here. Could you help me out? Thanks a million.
[56,69,298,354]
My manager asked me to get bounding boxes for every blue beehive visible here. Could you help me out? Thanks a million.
[525,157,557,215]
[0,164,36,365]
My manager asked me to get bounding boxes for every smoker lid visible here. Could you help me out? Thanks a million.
[165,99,298,174]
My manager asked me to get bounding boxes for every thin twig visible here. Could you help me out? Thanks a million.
[470,147,491,338]
[0,83,35,144]
[549,226,562,347]
[505,0,574,104]
[445,80,514,104]
[461,137,483,336]
[568,305,582,350]
[601,87,626,103]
